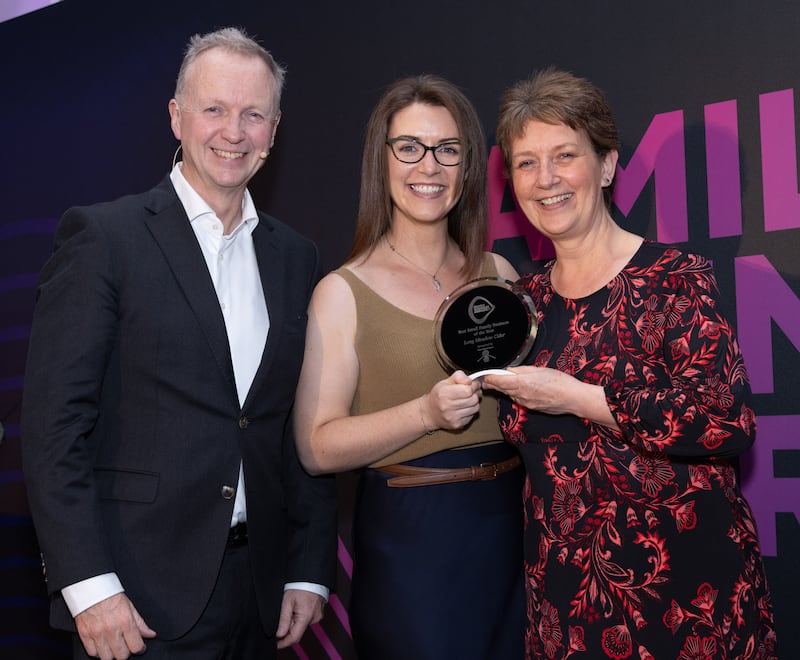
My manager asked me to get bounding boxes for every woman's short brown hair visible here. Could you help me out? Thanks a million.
[496,68,620,204]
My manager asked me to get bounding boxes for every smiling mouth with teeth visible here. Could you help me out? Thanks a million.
[410,184,444,193]
[213,148,245,159]
[539,193,573,206]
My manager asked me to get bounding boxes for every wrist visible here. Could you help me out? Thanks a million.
[418,395,435,435]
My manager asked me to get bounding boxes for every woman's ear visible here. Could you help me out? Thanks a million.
[601,149,619,186]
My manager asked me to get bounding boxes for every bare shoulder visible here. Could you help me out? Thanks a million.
[303,272,357,369]
[308,270,359,337]
[489,252,520,280]
[312,269,356,308]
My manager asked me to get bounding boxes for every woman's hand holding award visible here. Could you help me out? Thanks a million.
[434,278,538,380]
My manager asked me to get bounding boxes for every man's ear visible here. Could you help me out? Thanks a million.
[168,99,182,140]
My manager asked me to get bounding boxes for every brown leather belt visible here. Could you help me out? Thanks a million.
[380,455,521,488]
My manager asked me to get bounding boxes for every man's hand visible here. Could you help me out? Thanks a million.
[275,589,325,650]
[75,592,156,659]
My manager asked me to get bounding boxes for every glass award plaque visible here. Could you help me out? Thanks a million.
[434,277,538,379]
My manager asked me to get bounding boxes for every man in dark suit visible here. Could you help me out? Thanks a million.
[21,27,336,660]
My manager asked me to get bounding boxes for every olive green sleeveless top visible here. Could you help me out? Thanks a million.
[334,253,505,467]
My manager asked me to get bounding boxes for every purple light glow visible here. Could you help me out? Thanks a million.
[0,0,63,24]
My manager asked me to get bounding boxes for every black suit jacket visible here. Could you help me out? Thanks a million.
[21,177,337,639]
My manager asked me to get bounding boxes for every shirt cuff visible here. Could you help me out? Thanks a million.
[61,573,124,617]
[284,582,329,602]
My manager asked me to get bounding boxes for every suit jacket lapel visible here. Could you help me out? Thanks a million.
[243,216,284,410]
[143,178,239,404]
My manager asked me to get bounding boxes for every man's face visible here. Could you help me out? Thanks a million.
[168,48,280,204]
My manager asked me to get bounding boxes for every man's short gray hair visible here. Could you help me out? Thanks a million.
[174,27,286,115]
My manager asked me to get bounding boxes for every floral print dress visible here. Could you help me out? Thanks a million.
[498,242,776,659]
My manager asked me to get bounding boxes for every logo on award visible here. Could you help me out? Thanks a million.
[468,296,495,324]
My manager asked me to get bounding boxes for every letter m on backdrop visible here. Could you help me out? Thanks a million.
[613,110,688,243]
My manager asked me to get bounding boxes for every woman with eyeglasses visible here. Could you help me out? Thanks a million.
[294,75,526,659]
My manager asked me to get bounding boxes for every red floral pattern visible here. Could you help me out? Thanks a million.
[499,244,776,659]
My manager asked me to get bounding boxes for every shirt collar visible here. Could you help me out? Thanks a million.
[169,162,259,233]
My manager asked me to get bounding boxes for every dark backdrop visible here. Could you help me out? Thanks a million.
[2,1,798,658]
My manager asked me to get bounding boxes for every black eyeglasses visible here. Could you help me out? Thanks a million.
[386,137,462,166]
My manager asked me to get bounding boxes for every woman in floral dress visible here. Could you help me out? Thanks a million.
[484,68,776,659]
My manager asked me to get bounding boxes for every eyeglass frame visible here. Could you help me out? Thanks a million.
[385,137,463,166]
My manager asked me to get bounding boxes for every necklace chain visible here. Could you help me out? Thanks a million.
[387,239,449,292]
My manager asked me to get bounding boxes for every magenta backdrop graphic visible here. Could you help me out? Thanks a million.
[1,1,798,658]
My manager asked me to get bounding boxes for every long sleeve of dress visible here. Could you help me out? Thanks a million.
[603,248,756,459]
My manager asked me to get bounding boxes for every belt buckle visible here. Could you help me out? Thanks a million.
[227,522,248,547]
[479,462,499,480]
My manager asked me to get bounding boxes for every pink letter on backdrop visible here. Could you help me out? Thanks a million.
[735,255,800,394]
[740,415,800,557]
[705,100,743,238]
[487,146,555,260]
[613,110,688,244]
[760,88,800,232]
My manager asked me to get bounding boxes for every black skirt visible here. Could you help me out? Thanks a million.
[349,441,526,660]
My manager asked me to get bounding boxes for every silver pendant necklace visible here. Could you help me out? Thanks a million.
[387,239,449,291]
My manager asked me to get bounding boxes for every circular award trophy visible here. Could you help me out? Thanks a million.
[434,278,538,379]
